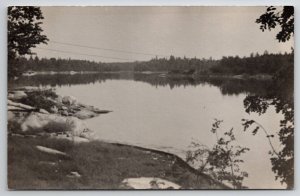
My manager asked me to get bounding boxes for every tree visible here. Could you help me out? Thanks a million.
[256,6,294,42]
[8,6,48,78]
[242,6,294,189]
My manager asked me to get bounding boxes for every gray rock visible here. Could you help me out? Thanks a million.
[50,105,58,113]
[19,86,40,91]
[8,91,27,100]
[62,96,77,105]
[39,108,49,114]
[121,177,181,189]
[55,95,63,103]
[8,100,35,110]
[36,145,67,156]
[7,111,15,121]
[73,109,97,119]
[50,134,90,143]
[38,161,57,166]
[11,112,92,138]
[61,110,69,116]
[67,171,81,178]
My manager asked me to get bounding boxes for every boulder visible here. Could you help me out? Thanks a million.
[13,112,92,138]
[7,111,15,121]
[61,110,69,116]
[8,91,27,100]
[62,96,77,105]
[50,105,58,113]
[121,177,181,189]
[55,95,63,103]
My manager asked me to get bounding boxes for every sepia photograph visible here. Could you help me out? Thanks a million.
[7,6,294,190]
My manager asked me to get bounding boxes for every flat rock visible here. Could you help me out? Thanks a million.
[10,112,93,139]
[8,91,27,100]
[8,100,35,110]
[50,134,90,143]
[67,171,81,178]
[36,145,67,156]
[39,108,49,114]
[121,177,181,189]
[73,109,98,119]
[38,161,57,166]
[16,86,41,91]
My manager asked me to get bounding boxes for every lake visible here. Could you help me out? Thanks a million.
[15,73,284,189]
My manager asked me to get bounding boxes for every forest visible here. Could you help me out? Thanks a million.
[14,51,293,76]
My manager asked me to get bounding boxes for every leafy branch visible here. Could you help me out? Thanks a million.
[186,119,249,189]
[242,119,279,156]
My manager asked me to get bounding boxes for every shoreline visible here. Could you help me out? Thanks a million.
[21,70,273,81]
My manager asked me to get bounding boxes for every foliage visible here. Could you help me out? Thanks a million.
[256,6,294,42]
[20,89,58,112]
[186,119,249,189]
[8,6,48,78]
[239,7,294,189]
[242,93,294,189]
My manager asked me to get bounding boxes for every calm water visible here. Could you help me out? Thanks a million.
[17,73,284,188]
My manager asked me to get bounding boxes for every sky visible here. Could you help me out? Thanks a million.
[32,6,294,62]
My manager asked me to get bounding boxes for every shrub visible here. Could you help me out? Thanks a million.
[43,121,72,134]
[20,89,58,112]
[186,119,249,189]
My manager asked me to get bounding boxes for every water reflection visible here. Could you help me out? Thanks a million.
[14,72,272,96]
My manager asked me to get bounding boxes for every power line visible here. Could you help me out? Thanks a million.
[35,47,138,61]
[51,40,168,57]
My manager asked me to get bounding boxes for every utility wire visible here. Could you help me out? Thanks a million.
[35,47,138,61]
[51,40,168,57]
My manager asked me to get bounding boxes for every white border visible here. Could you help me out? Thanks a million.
[0,1,298,196]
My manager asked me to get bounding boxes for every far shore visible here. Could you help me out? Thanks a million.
[22,70,273,81]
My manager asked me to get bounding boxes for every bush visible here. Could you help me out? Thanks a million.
[20,89,58,112]
[43,121,72,134]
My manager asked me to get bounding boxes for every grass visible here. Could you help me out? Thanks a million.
[8,135,228,190]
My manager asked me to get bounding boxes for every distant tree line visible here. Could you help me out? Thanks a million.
[210,51,293,75]
[16,57,135,72]
[133,55,218,74]
[15,51,292,76]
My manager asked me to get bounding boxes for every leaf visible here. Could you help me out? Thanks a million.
[252,126,260,135]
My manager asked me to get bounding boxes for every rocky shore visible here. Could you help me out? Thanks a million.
[8,86,111,142]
